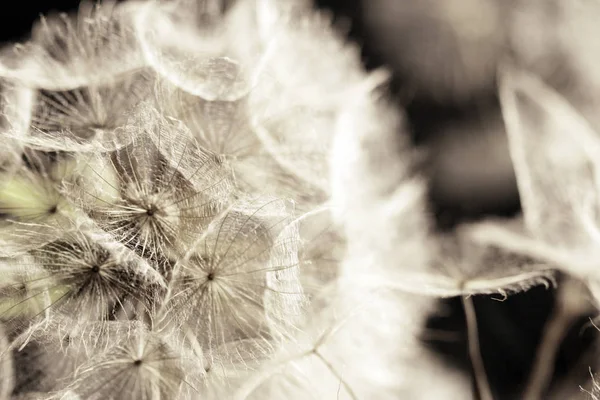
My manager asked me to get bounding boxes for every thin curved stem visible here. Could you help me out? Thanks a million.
[462,295,493,400]
[523,279,589,400]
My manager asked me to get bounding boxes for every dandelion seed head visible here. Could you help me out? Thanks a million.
[0,0,471,398]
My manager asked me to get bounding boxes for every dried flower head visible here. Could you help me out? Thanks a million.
[0,0,491,398]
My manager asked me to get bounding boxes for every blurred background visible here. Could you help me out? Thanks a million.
[314,1,597,399]
[2,0,598,398]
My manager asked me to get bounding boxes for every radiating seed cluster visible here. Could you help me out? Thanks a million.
[1,0,588,399]
[0,0,364,399]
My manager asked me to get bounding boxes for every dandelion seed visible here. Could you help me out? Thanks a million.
[0,151,76,256]
[246,68,385,197]
[12,69,156,153]
[0,230,166,334]
[9,318,145,396]
[339,221,556,298]
[0,167,64,223]
[64,153,121,210]
[0,1,145,89]
[195,338,274,398]
[122,103,235,202]
[133,0,254,101]
[252,0,365,108]
[156,85,327,207]
[249,102,335,195]
[417,230,556,297]
[71,129,233,271]
[61,325,201,400]
[67,102,235,261]
[466,65,600,289]
[292,207,344,296]
[160,197,304,361]
[498,64,600,250]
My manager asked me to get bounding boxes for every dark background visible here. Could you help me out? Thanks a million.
[1,1,596,398]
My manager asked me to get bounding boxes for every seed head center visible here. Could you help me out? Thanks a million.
[146,204,158,217]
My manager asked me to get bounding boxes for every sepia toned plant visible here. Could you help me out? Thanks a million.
[1,0,600,399]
